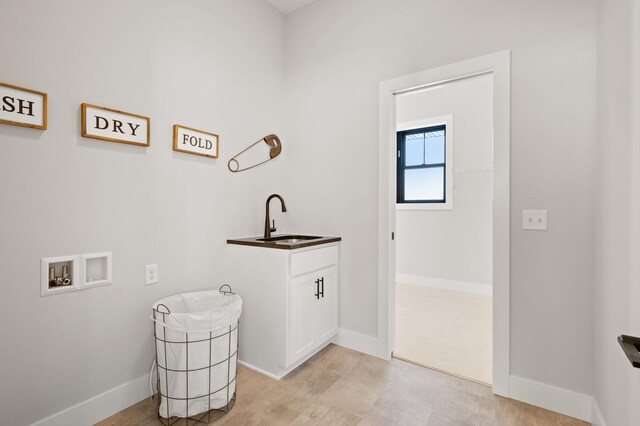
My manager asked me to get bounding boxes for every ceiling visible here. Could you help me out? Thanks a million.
[266,0,318,15]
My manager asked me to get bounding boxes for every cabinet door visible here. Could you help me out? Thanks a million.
[289,272,318,364]
[316,266,338,342]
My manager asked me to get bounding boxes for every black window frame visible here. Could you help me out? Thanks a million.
[396,124,447,204]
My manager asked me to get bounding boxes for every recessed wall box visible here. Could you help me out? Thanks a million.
[81,252,112,289]
[41,255,80,296]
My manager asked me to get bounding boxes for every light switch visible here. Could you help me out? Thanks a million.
[522,210,548,231]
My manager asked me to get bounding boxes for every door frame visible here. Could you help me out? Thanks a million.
[377,50,511,397]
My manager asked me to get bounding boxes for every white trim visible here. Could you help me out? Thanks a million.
[30,374,150,426]
[240,329,378,381]
[591,397,607,426]
[396,274,492,296]
[378,50,511,397]
[332,328,379,357]
[239,338,337,381]
[238,360,284,381]
[396,116,451,132]
[509,375,592,423]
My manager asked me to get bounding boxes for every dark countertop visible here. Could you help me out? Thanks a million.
[226,235,341,250]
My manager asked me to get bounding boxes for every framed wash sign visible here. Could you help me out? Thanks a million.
[81,103,150,146]
[0,82,47,130]
[173,125,219,158]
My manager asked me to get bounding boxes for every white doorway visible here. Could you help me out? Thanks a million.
[393,73,493,384]
[377,51,511,397]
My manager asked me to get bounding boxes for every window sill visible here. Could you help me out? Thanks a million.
[396,203,453,210]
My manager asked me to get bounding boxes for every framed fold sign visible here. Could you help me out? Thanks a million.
[81,103,150,147]
[0,82,47,130]
[173,125,219,158]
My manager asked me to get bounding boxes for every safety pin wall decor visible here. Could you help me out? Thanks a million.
[227,134,282,172]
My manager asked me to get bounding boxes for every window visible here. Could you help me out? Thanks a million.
[397,124,448,204]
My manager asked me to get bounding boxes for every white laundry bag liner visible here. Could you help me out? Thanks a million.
[151,290,242,419]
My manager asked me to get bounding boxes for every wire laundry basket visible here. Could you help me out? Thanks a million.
[152,285,241,425]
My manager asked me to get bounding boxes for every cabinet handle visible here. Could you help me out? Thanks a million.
[314,279,320,299]
[319,277,324,298]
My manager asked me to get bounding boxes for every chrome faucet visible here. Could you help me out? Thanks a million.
[264,194,287,239]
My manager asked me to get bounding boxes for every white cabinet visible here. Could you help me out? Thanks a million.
[225,242,340,379]
[288,265,338,366]
[316,266,338,341]
[290,272,318,361]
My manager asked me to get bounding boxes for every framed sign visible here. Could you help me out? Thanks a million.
[0,82,47,130]
[81,103,150,147]
[173,124,219,158]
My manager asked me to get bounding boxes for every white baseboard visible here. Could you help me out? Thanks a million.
[239,338,336,381]
[333,328,379,357]
[591,397,606,426]
[31,374,151,426]
[509,375,592,423]
[396,273,492,296]
[238,360,284,380]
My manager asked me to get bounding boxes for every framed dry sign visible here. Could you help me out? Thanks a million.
[0,82,47,130]
[173,125,219,158]
[81,103,150,147]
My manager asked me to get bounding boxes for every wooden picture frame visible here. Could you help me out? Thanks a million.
[81,103,150,147]
[173,124,219,158]
[0,82,47,130]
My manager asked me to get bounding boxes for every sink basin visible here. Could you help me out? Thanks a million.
[227,234,340,250]
[257,235,322,243]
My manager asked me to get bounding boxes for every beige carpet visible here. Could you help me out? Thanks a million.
[394,283,492,384]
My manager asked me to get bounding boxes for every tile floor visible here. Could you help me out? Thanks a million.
[98,344,587,425]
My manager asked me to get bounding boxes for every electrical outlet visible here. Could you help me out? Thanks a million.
[145,264,158,285]
[522,210,548,231]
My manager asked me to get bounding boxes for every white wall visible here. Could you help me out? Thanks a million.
[0,1,605,423]
[593,1,640,425]
[0,1,286,425]
[395,74,493,286]
[284,0,597,395]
